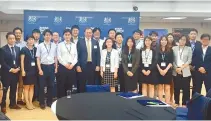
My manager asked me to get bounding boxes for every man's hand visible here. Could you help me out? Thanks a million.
[114,72,118,79]
[22,71,26,77]
[39,70,44,76]
[13,68,20,74]
[176,68,182,74]
[68,64,74,70]
[199,67,206,74]
[95,66,100,71]
[65,64,70,69]
[76,66,82,72]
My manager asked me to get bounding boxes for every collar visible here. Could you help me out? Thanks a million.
[15,40,23,44]
[190,40,196,43]
[44,41,51,45]
[8,44,14,48]
[85,37,91,41]
[73,36,78,40]
[116,43,122,48]
[64,40,71,44]
[35,40,39,43]
[202,45,208,50]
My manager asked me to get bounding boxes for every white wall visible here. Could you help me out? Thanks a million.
[1,20,211,46]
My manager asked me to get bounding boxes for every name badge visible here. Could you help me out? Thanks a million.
[13,60,16,65]
[161,62,166,67]
[31,62,35,66]
[128,63,132,67]
[106,64,110,68]
[47,56,51,60]
[144,64,149,67]
[94,45,97,49]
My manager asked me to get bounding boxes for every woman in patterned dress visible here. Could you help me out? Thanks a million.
[100,38,119,92]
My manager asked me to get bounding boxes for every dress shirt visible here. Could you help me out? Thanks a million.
[8,44,16,57]
[141,49,152,64]
[85,38,92,62]
[73,37,79,44]
[57,41,78,66]
[116,43,122,63]
[190,40,196,51]
[202,45,208,61]
[15,40,26,50]
[36,41,57,65]
[34,40,40,47]
[135,39,144,50]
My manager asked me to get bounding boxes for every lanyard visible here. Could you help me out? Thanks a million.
[65,42,71,55]
[117,46,122,58]
[44,43,51,55]
[27,46,35,59]
[106,49,112,62]
[145,50,150,62]
[179,46,185,60]
[128,52,132,62]
[161,52,165,62]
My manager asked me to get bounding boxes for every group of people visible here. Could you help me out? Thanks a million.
[0,25,210,114]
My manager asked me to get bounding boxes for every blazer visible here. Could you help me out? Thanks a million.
[100,49,119,72]
[77,39,100,69]
[122,49,140,74]
[192,46,211,75]
[186,40,201,66]
[0,45,20,81]
[172,46,192,76]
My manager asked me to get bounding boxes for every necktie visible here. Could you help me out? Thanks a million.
[87,40,92,62]
[11,47,16,60]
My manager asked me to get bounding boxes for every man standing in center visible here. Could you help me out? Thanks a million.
[77,28,100,93]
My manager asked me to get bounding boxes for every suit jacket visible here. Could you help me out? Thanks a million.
[77,39,100,69]
[100,49,119,72]
[172,46,192,76]
[192,46,211,75]
[122,49,140,74]
[0,45,20,81]
[186,40,201,66]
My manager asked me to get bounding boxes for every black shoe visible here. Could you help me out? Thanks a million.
[9,105,21,109]
[40,104,46,110]
[17,100,26,105]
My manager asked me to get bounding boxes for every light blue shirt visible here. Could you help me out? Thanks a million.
[36,41,57,65]
[15,40,26,50]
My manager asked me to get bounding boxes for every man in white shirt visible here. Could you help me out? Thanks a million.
[71,25,80,44]
[36,29,58,109]
[57,29,78,98]
[133,29,144,50]
[53,32,60,46]
[13,27,26,106]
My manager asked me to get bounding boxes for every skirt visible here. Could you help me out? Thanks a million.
[102,68,117,87]
[124,70,138,92]
[23,70,37,85]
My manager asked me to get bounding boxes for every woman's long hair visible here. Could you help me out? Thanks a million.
[142,36,153,51]
[124,37,136,55]
[159,36,171,52]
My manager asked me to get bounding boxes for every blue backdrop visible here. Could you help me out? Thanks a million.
[24,10,140,41]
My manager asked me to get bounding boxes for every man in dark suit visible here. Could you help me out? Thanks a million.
[187,29,202,94]
[192,34,211,93]
[0,32,21,114]
[77,28,100,93]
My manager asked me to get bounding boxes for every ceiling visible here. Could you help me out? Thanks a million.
[1,0,211,23]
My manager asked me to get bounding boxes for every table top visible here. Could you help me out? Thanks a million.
[55,92,176,120]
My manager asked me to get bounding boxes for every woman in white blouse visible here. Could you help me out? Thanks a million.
[100,38,119,92]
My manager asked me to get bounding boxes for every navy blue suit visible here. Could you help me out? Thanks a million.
[77,39,100,92]
[192,45,211,93]
[0,45,20,108]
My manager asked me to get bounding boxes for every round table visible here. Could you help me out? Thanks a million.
[53,92,176,120]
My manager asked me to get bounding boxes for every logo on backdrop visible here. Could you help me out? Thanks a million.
[54,16,62,24]
[75,16,93,25]
[115,28,124,33]
[28,16,37,24]
[128,17,136,25]
[104,17,112,25]
[39,26,49,34]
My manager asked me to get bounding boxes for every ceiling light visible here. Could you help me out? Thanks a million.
[163,17,187,20]
[204,18,211,20]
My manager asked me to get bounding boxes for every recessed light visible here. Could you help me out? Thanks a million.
[163,17,187,20]
[204,18,211,20]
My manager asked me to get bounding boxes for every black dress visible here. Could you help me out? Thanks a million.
[140,49,157,84]
[102,52,117,87]
[124,53,138,92]
[21,47,37,85]
[157,50,173,84]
